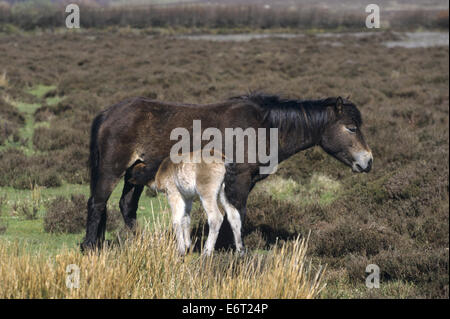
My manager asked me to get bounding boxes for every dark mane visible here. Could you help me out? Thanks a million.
[230,92,362,142]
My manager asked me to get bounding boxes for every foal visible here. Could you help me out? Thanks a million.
[129,151,244,256]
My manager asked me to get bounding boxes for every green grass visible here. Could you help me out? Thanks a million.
[254,173,342,206]
[0,180,170,255]
[45,95,63,106]
[16,101,39,153]
[0,100,40,155]
[1,219,81,254]
[0,84,63,154]
[26,84,56,100]
[320,271,418,299]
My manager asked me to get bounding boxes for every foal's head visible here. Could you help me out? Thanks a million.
[320,97,373,173]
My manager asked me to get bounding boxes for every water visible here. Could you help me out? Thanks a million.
[178,33,303,42]
[178,31,449,48]
[383,32,449,48]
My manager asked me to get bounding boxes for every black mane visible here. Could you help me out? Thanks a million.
[230,93,361,142]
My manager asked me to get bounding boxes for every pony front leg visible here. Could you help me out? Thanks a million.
[219,185,244,255]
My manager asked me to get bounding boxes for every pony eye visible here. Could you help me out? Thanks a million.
[346,126,357,133]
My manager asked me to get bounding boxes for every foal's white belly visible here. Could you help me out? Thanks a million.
[173,163,198,199]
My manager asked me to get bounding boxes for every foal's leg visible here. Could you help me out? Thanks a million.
[200,195,224,256]
[167,190,189,256]
[182,200,193,252]
[219,184,244,255]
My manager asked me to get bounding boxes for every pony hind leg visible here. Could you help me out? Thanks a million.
[200,195,224,256]
[219,184,244,255]
[182,199,193,252]
[82,173,120,251]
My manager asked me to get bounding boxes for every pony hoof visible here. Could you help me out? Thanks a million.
[80,241,96,253]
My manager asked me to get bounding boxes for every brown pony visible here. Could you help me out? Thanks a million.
[81,93,372,251]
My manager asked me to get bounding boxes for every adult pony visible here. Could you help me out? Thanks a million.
[81,93,373,251]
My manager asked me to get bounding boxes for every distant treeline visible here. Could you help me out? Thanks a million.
[0,1,448,31]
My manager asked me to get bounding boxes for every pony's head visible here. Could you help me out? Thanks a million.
[320,97,373,173]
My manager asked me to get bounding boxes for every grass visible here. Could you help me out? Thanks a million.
[0,85,63,154]
[26,84,56,100]
[254,173,342,206]
[45,95,63,106]
[0,100,39,155]
[0,213,325,299]
[0,71,8,88]
[14,101,39,153]
[0,180,171,254]
[320,269,418,299]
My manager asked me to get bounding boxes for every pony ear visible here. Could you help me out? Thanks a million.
[335,96,344,114]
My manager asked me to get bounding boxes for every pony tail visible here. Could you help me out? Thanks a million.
[89,113,105,195]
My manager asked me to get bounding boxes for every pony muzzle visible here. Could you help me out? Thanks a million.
[352,150,373,173]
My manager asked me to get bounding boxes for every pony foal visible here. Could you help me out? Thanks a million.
[129,151,243,256]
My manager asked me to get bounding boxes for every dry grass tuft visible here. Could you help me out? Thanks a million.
[0,71,8,88]
[0,217,325,299]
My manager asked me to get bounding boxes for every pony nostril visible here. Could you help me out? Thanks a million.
[365,158,373,172]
